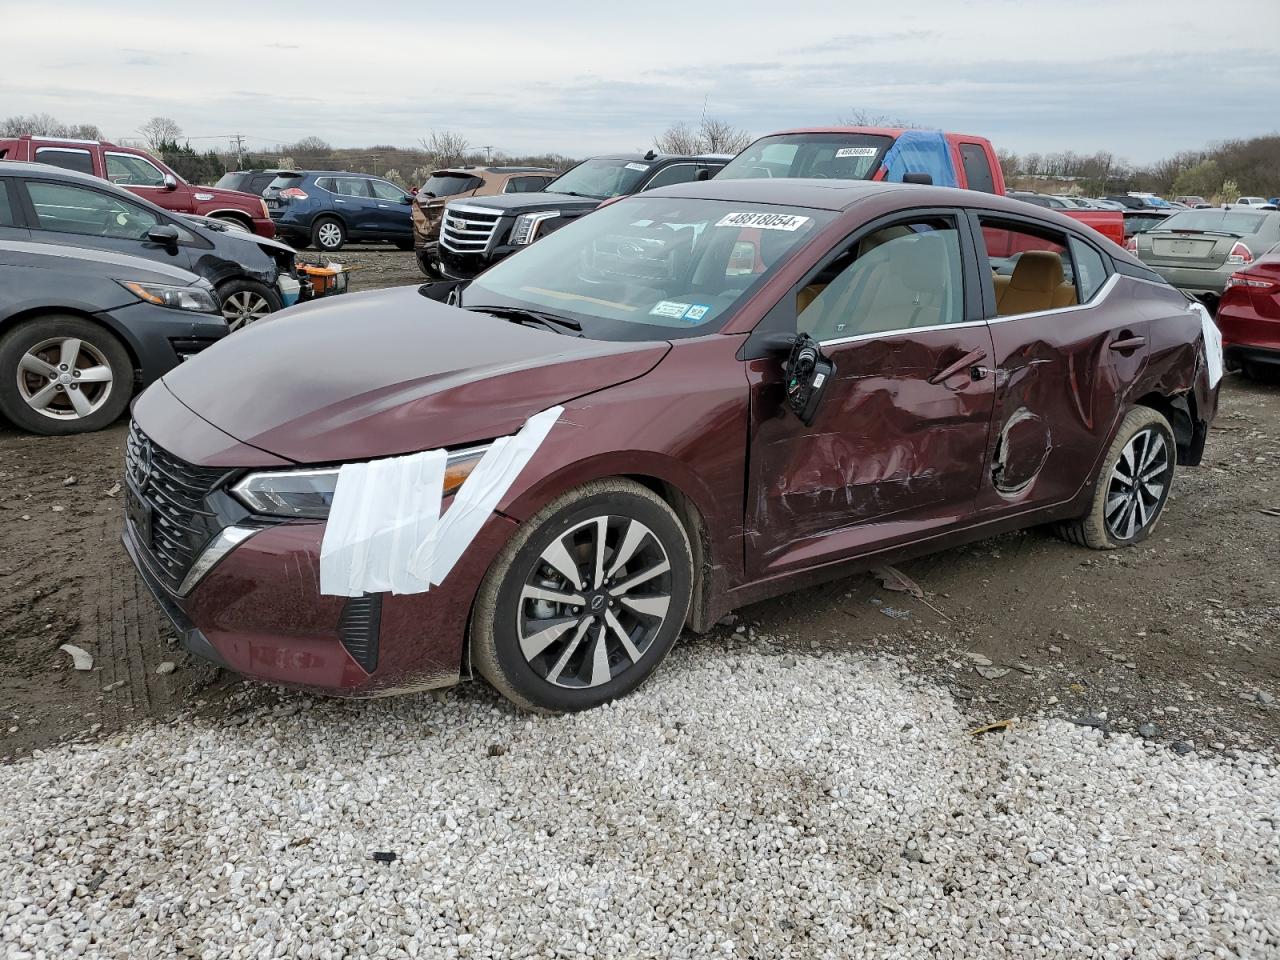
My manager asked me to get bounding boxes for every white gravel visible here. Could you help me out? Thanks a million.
[2,642,1278,959]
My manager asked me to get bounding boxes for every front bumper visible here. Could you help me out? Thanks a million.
[101,301,228,387]
[120,401,515,695]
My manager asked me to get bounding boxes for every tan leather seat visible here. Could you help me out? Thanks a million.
[995,251,1078,315]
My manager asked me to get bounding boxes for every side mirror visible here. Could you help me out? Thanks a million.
[162,173,178,191]
[146,224,181,254]
[902,172,933,185]
[774,333,834,426]
[695,168,711,182]
[401,194,413,204]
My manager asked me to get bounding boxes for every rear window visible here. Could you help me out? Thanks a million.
[959,143,997,193]
[267,173,305,191]
[35,147,94,176]
[420,173,482,198]
[215,172,252,191]
[718,133,892,180]
[1159,211,1268,234]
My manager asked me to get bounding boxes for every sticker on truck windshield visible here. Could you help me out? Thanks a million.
[715,212,811,231]
[835,146,878,158]
[625,162,650,172]
[650,300,692,318]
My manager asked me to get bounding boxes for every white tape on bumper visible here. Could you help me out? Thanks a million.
[1193,301,1224,388]
[318,405,563,597]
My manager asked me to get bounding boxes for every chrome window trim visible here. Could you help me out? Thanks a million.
[818,318,989,348]
[984,271,1119,324]
[34,146,91,155]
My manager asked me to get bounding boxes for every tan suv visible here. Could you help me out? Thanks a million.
[413,166,557,275]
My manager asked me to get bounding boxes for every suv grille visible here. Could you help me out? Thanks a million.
[439,204,502,253]
[125,422,227,591]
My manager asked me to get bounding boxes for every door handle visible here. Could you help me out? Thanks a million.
[1110,334,1146,353]
[928,348,989,385]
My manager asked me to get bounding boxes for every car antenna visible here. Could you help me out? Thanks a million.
[644,149,656,161]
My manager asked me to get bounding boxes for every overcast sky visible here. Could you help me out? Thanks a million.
[4,0,1277,163]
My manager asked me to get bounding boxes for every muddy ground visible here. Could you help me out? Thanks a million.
[2,247,1277,759]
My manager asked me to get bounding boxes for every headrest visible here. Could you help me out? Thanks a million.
[1009,251,1064,292]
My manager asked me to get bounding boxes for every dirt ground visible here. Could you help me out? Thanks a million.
[2,247,1277,759]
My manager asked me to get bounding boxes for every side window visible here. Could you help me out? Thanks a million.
[105,153,166,187]
[1070,237,1110,303]
[504,176,550,193]
[797,217,965,340]
[34,148,94,176]
[334,178,370,198]
[369,179,405,202]
[26,181,159,240]
[642,164,700,190]
[958,144,997,194]
[315,177,334,193]
[978,217,1076,317]
[0,181,15,226]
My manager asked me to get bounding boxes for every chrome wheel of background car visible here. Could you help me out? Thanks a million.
[17,337,113,421]
[316,222,343,249]
[518,515,672,689]
[1104,427,1171,541]
[222,291,273,331]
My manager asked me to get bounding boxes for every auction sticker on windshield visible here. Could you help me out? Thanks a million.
[625,163,649,172]
[835,147,878,158]
[715,212,811,231]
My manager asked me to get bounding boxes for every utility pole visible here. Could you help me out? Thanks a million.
[482,145,493,164]
[230,133,246,170]
[371,154,382,176]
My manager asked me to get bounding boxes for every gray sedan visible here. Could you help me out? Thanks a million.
[1133,209,1280,308]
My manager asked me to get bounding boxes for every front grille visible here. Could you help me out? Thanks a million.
[439,204,502,253]
[125,422,227,591]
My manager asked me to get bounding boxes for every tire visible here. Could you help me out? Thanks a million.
[1055,406,1176,550]
[311,217,346,252]
[471,478,694,713]
[1241,361,1280,384]
[0,315,133,435]
[288,236,310,251]
[394,239,415,251]
[217,279,283,332]
[209,213,252,234]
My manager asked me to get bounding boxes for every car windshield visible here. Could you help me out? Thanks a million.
[717,133,893,180]
[461,196,833,341]
[420,173,481,198]
[1159,211,1268,234]
[544,159,651,200]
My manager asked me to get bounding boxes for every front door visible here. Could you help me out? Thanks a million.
[969,212,1150,514]
[368,178,414,239]
[746,211,996,578]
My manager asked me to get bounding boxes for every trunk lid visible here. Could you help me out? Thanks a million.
[1143,232,1236,269]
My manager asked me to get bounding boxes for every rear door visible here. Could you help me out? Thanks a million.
[970,211,1147,514]
[329,176,379,236]
[32,145,96,177]
[746,209,996,577]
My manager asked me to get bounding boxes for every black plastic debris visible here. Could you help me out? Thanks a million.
[371,851,397,864]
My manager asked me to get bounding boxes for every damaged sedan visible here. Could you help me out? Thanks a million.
[122,180,1221,712]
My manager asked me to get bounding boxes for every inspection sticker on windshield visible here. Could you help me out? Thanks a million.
[650,300,692,318]
[835,146,878,158]
[716,212,810,231]
[625,162,650,172]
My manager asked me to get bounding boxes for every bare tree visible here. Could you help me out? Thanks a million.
[0,113,101,138]
[290,136,331,154]
[654,121,701,154]
[419,130,471,167]
[139,116,183,150]
[654,117,751,155]
[839,107,913,128]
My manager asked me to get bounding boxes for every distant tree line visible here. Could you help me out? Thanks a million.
[4,112,1276,200]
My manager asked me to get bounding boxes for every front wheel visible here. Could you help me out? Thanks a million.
[311,217,346,252]
[217,279,282,332]
[1056,406,1176,549]
[0,316,133,435]
[471,479,694,713]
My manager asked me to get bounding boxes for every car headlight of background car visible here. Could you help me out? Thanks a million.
[232,446,491,519]
[119,280,219,314]
[510,211,560,246]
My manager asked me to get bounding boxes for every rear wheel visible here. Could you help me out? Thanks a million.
[312,217,346,252]
[471,479,693,713]
[1055,406,1176,549]
[0,315,132,435]
[217,279,282,332]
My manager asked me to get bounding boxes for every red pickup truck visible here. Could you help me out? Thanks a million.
[718,127,1125,246]
[0,136,275,238]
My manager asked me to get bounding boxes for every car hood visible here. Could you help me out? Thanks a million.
[161,285,671,463]
[450,192,601,215]
[193,185,266,211]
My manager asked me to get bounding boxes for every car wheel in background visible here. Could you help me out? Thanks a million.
[288,237,311,251]
[217,279,283,332]
[1056,406,1176,549]
[312,217,346,252]
[471,478,694,713]
[0,315,132,435]
[1241,361,1280,383]
[209,213,252,234]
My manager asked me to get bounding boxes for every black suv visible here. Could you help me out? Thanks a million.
[433,152,730,280]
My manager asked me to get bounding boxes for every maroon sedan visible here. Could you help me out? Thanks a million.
[122,180,1220,712]
[1217,245,1280,380]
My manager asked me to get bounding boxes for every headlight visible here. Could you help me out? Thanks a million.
[510,211,559,246]
[120,280,219,314]
[232,447,490,519]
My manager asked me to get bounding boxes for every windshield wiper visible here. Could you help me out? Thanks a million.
[556,191,606,200]
[467,305,583,335]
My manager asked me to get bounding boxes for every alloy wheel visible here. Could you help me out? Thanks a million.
[317,222,343,248]
[222,291,272,331]
[518,515,673,689]
[16,337,113,421]
[1104,427,1171,541]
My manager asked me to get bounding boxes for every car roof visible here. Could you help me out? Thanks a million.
[431,166,557,175]
[646,178,1050,213]
[590,153,732,163]
[0,237,202,284]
